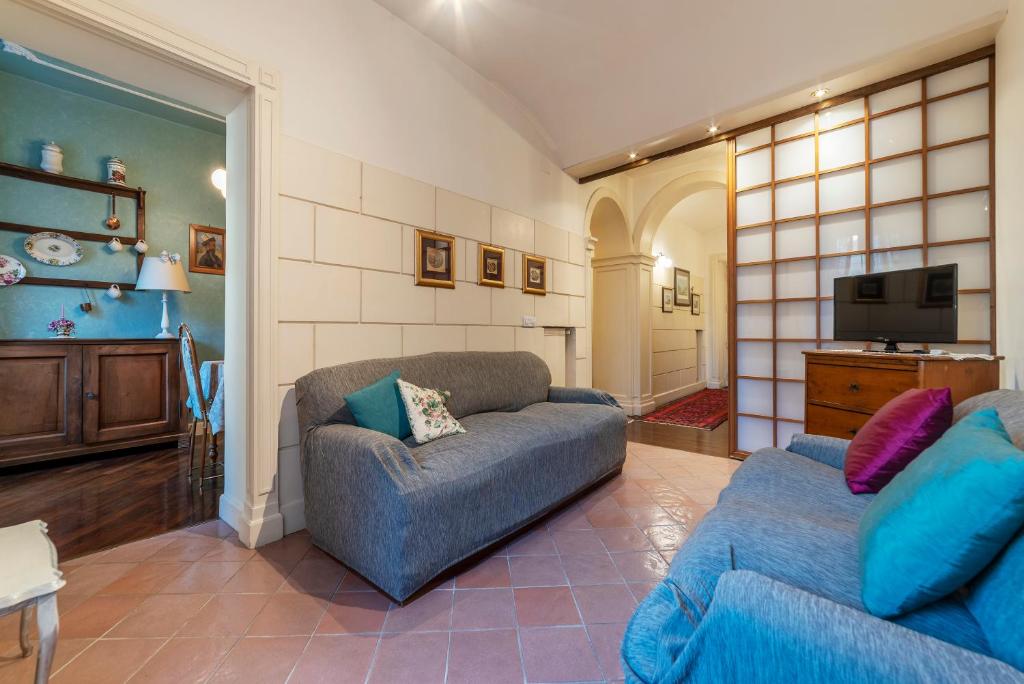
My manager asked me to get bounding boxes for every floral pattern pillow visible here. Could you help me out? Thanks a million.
[396,378,466,444]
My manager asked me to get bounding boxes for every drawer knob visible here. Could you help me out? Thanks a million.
[848,383,860,393]
[85,391,97,400]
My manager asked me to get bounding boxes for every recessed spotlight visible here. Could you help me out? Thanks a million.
[707,124,719,135]
[628,151,638,160]
[811,87,830,99]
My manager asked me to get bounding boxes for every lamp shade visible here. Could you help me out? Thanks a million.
[136,255,191,292]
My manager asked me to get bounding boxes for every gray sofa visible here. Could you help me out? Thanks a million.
[294,351,627,602]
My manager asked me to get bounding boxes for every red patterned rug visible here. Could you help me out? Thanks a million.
[639,388,729,430]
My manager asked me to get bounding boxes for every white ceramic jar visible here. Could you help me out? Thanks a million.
[40,142,63,174]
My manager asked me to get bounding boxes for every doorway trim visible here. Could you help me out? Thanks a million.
[4,0,282,546]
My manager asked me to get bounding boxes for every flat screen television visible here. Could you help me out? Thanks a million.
[833,264,957,353]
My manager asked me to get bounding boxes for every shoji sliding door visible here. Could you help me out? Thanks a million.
[729,52,995,457]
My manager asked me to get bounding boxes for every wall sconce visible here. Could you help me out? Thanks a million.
[655,252,673,269]
[210,168,227,198]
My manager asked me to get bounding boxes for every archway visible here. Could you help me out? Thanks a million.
[586,192,639,405]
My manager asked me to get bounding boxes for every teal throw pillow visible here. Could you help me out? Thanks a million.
[343,370,411,440]
[859,408,1024,617]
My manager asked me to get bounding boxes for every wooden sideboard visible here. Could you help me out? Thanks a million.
[0,339,185,467]
[804,350,1001,440]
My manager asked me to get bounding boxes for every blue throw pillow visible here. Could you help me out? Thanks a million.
[343,370,411,440]
[859,408,1024,618]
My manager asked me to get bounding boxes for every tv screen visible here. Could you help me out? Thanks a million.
[833,264,957,349]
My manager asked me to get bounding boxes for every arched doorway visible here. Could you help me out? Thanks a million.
[586,192,639,406]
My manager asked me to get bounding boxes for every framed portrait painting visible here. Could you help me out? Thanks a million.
[189,224,225,275]
[478,244,505,288]
[661,287,674,313]
[415,229,456,288]
[674,267,691,307]
[523,254,546,295]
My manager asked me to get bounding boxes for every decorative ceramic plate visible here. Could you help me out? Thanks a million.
[24,232,83,267]
[0,254,26,287]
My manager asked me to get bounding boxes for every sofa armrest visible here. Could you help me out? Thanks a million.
[660,571,1022,684]
[302,423,422,492]
[547,386,621,408]
[785,433,850,469]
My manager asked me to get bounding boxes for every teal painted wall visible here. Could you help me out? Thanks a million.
[0,70,226,360]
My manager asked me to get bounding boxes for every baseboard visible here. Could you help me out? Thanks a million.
[652,381,707,409]
[280,498,307,535]
[219,493,285,548]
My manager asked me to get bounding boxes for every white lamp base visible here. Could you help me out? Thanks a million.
[155,291,175,338]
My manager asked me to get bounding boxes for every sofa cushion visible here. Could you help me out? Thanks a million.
[860,408,1024,618]
[719,448,873,525]
[344,370,411,439]
[295,351,551,431]
[397,378,464,444]
[966,526,1024,671]
[411,402,625,475]
[844,387,952,494]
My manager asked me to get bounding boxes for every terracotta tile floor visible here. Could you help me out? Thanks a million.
[0,443,736,683]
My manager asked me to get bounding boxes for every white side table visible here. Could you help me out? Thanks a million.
[0,520,65,684]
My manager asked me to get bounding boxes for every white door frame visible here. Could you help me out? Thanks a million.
[2,0,282,547]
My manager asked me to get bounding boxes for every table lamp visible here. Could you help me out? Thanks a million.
[135,251,191,338]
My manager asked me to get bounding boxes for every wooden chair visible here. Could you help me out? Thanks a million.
[179,323,221,492]
[0,521,64,684]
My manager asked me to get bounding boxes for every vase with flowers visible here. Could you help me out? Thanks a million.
[48,305,76,338]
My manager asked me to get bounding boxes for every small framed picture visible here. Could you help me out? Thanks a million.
[478,244,505,288]
[415,229,456,288]
[522,254,546,295]
[189,224,225,275]
[674,267,691,307]
[691,293,702,316]
[661,287,674,313]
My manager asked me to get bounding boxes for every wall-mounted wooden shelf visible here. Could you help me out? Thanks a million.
[0,160,147,290]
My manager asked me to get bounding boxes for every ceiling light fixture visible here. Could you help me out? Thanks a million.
[811,87,830,99]
[628,151,638,160]
[707,124,719,135]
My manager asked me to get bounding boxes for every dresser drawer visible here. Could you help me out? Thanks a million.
[805,404,872,440]
[806,362,917,412]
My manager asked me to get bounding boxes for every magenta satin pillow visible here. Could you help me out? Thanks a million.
[844,387,953,494]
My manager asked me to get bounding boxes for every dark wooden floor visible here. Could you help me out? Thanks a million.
[626,419,731,458]
[0,439,221,561]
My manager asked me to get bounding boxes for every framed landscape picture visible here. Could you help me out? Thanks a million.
[478,244,505,288]
[522,254,546,295]
[691,293,701,315]
[661,287,674,313]
[189,224,225,275]
[674,267,691,307]
[415,229,456,288]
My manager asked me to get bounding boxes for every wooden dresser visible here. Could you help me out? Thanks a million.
[804,350,1001,440]
[0,339,185,467]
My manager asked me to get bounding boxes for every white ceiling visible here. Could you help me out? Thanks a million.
[373,0,1006,178]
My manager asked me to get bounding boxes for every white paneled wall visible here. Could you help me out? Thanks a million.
[732,57,994,455]
[276,135,589,531]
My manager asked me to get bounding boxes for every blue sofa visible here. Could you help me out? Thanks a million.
[294,351,626,602]
[622,389,1024,683]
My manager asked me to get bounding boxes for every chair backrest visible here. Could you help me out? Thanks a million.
[294,351,552,432]
[178,322,207,418]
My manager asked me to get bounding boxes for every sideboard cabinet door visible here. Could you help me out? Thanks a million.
[82,343,180,443]
[0,345,82,457]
